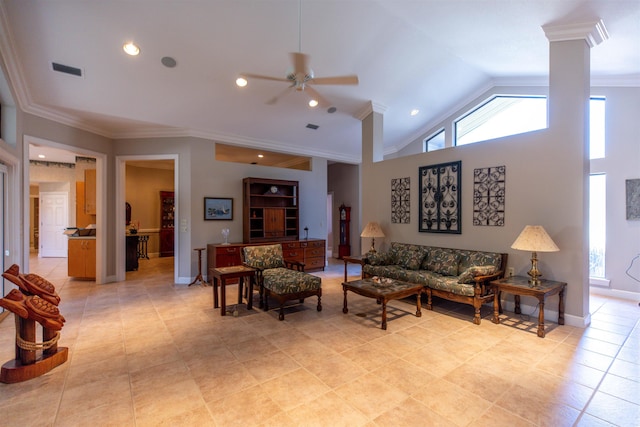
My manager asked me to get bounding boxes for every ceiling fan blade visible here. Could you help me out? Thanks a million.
[305,85,331,108]
[266,85,295,105]
[290,52,309,77]
[242,73,289,83]
[310,75,359,85]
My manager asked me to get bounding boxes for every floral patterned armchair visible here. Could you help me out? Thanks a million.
[242,244,322,320]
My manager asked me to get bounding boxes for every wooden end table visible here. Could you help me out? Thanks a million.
[342,278,422,330]
[490,276,566,338]
[210,265,256,316]
[342,255,366,283]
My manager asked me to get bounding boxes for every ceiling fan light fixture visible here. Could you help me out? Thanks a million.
[236,77,248,87]
[410,109,420,116]
[123,42,140,56]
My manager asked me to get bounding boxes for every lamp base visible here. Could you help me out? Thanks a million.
[527,251,542,287]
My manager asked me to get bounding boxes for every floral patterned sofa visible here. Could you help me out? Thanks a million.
[362,242,507,324]
[242,244,322,320]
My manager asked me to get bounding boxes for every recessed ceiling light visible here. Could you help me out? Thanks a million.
[410,109,420,116]
[236,77,248,87]
[161,56,177,68]
[123,42,140,56]
[258,154,264,158]
[38,154,46,159]
[308,99,319,108]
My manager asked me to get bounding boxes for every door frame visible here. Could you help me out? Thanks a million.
[23,135,107,283]
[115,154,179,283]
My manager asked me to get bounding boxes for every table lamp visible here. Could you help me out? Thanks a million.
[511,225,559,287]
[361,221,385,253]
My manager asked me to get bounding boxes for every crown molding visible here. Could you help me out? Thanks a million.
[354,101,388,121]
[542,19,609,48]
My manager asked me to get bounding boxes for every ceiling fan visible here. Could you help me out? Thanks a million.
[239,52,359,108]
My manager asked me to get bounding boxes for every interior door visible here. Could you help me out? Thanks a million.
[40,192,69,257]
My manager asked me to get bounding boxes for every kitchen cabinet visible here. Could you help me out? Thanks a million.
[68,238,96,278]
[84,169,96,215]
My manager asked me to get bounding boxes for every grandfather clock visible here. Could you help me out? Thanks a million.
[338,204,351,259]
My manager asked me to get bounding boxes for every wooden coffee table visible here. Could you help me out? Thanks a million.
[342,278,423,330]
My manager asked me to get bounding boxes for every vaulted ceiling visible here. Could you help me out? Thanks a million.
[1,1,638,164]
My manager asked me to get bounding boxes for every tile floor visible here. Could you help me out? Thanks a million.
[0,255,639,426]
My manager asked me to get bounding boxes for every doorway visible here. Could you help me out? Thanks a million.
[117,156,178,283]
[39,191,69,257]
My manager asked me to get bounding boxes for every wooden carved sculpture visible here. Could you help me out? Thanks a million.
[0,264,68,383]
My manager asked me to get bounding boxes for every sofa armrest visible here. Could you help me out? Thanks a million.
[472,271,503,295]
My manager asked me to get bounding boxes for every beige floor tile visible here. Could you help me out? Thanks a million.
[585,391,640,426]
[334,373,409,419]
[304,352,368,388]
[2,256,639,426]
[206,383,282,426]
[472,404,536,427]
[260,368,331,411]
[284,391,369,427]
[412,378,492,426]
[374,396,455,426]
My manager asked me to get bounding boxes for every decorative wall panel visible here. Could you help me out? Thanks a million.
[391,177,410,223]
[419,161,461,234]
[473,165,505,226]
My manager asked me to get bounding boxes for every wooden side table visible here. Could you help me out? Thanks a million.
[490,276,566,338]
[342,255,366,283]
[210,265,256,316]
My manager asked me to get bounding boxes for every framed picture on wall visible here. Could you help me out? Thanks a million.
[204,197,233,220]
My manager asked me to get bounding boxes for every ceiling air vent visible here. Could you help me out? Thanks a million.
[52,62,82,77]
[306,123,319,130]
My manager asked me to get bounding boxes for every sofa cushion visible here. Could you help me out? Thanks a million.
[426,248,459,276]
[263,268,321,293]
[242,244,284,269]
[367,251,389,266]
[389,242,427,270]
[363,264,409,282]
[457,250,503,275]
[429,276,475,297]
[457,265,498,284]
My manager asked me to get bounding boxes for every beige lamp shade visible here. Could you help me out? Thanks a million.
[511,225,559,286]
[511,225,559,252]
[361,221,385,253]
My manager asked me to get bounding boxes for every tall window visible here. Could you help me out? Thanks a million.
[589,174,606,277]
[455,96,547,146]
[424,129,445,152]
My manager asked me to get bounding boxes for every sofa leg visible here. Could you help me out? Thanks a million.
[278,306,285,321]
[473,305,482,325]
[317,294,322,312]
[426,289,433,310]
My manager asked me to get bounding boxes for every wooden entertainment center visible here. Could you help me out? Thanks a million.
[207,177,325,280]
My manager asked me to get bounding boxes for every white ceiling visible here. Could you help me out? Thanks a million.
[2,1,639,164]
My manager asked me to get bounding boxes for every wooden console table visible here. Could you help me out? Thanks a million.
[490,276,566,338]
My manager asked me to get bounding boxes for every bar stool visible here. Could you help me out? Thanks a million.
[188,247,206,286]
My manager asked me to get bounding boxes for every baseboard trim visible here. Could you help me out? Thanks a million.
[590,286,640,302]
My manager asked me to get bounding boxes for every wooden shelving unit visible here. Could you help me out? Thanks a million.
[243,177,299,243]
